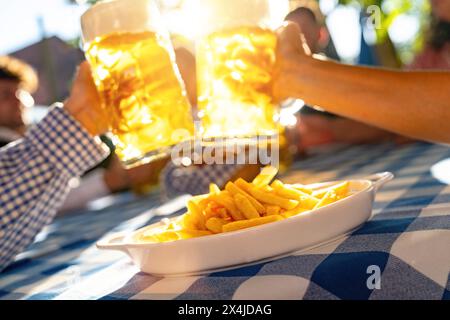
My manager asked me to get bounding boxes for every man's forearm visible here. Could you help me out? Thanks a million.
[289,57,450,144]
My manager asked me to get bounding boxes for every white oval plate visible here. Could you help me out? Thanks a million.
[97,172,393,276]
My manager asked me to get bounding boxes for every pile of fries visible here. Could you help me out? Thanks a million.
[137,166,350,243]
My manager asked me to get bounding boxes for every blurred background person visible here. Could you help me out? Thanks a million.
[408,0,450,69]
[0,56,38,146]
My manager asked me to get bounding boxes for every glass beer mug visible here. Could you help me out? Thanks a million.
[81,0,194,167]
[194,0,289,139]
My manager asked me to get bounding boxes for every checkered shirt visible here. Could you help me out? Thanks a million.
[0,104,109,271]
[161,163,243,199]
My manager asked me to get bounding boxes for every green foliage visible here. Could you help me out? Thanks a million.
[338,0,431,63]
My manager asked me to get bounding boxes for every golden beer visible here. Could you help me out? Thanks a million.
[85,31,193,164]
[81,0,194,167]
[197,26,278,139]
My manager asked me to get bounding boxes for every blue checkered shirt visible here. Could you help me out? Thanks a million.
[0,105,109,271]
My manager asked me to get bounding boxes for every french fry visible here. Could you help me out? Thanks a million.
[252,188,298,210]
[235,178,254,194]
[166,222,177,230]
[191,194,210,212]
[260,185,274,193]
[313,190,338,209]
[290,184,313,194]
[210,193,245,221]
[282,205,309,218]
[271,180,319,209]
[152,230,180,242]
[271,180,296,197]
[204,202,223,220]
[298,196,320,210]
[221,190,232,197]
[206,217,229,234]
[233,193,260,219]
[265,205,281,216]
[223,215,284,233]
[209,183,221,194]
[178,229,213,239]
[182,212,197,230]
[225,181,266,215]
[204,206,216,221]
[252,166,278,187]
[191,194,210,203]
[216,207,231,220]
[197,198,211,213]
[139,172,351,243]
[239,180,298,210]
[187,200,206,230]
[312,181,349,199]
[204,202,230,220]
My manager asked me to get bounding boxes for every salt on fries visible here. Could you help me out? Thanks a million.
[137,167,351,243]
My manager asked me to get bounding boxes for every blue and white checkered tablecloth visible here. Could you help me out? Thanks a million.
[1,142,449,300]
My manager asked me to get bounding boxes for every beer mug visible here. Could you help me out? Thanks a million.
[195,0,289,139]
[81,0,194,168]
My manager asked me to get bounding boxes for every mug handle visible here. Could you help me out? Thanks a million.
[365,172,394,191]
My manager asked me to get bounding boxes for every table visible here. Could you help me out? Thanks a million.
[1,142,449,300]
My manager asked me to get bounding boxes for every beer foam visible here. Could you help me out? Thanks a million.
[81,0,166,45]
[190,0,289,36]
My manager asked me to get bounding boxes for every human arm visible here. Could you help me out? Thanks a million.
[0,63,109,271]
[274,23,450,144]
